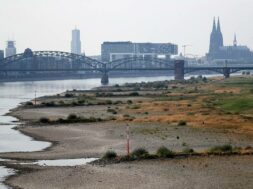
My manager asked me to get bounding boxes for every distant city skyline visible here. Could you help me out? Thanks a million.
[0,0,253,56]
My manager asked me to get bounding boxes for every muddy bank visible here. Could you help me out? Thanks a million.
[5,155,253,189]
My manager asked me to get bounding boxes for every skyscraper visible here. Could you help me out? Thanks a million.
[71,28,81,55]
[5,41,16,57]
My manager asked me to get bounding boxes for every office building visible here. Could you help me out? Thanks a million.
[101,41,178,62]
[71,28,81,55]
[5,41,16,57]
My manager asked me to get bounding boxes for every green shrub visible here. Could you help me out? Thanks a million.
[43,101,56,107]
[156,146,174,158]
[131,105,140,109]
[114,101,123,105]
[67,114,78,120]
[103,150,117,159]
[131,148,149,159]
[107,108,117,114]
[208,144,233,153]
[78,100,85,104]
[127,100,133,104]
[65,93,74,98]
[105,100,113,105]
[129,92,139,96]
[182,148,195,154]
[178,120,187,126]
[25,101,33,106]
[39,117,50,123]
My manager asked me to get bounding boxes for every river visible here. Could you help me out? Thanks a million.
[0,76,181,189]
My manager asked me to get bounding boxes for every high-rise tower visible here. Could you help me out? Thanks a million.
[71,28,81,55]
[5,41,16,57]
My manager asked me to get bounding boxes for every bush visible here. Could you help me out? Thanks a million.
[178,120,187,126]
[208,144,233,154]
[25,101,33,106]
[107,108,117,114]
[43,101,56,107]
[131,148,149,159]
[156,146,174,158]
[129,92,139,96]
[105,100,113,105]
[182,148,195,154]
[39,117,50,123]
[127,100,133,104]
[65,93,74,98]
[67,114,78,120]
[103,150,117,159]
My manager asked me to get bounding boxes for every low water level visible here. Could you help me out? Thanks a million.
[0,76,178,188]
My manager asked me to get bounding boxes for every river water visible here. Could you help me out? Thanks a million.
[0,76,179,189]
[0,73,236,188]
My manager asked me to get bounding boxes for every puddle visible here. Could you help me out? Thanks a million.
[0,166,15,189]
[32,158,98,167]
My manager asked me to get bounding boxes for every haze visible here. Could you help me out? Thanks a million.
[0,0,252,56]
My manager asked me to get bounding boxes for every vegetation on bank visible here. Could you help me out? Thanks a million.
[38,113,104,124]
[100,144,253,163]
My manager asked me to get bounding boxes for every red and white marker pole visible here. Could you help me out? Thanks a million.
[126,124,130,156]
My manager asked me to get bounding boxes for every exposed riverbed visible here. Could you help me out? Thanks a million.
[0,76,179,188]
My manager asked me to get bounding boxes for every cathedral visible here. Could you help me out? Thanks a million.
[207,17,253,62]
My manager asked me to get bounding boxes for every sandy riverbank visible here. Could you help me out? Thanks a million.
[5,155,253,189]
[1,76,253,189]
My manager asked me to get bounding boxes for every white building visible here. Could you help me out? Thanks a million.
[5,41,16,57]
[71,28,81,55]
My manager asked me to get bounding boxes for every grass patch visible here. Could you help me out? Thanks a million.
[218,96,253,114]
[208,144,234,154]
[156,146,174,158]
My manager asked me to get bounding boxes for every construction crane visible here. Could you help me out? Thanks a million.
[182,45,191,58]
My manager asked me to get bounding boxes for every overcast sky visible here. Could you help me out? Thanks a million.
[0,0,253,56]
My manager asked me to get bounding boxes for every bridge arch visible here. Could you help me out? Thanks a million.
[0,50,105,71]
[105,56,174,71]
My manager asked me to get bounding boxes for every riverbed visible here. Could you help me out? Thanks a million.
[0,76,177,188]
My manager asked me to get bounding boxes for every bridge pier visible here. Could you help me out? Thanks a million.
[174,60,185,81]
[223,68,230,78]
[101,72,109,85]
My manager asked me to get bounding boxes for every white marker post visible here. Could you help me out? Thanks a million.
[34,90,37,106]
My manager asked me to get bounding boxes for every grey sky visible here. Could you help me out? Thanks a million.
[0,0,252,56]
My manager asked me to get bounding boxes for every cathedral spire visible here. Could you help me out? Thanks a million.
[217,17,221,32]
[212,17,216,33]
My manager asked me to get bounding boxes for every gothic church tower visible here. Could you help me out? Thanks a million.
[209,17,224,54]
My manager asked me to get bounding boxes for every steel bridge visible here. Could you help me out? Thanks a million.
[1,49,253,85]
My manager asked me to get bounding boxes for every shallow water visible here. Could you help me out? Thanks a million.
[0,74,233,188]
[0,76,179,188]
[32,158,98,167]
[0,167,14,189]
